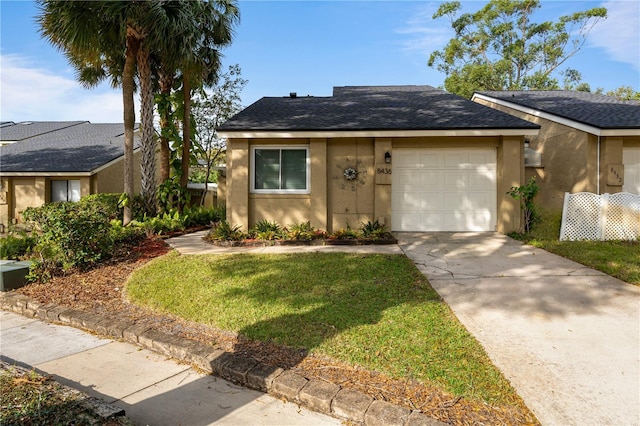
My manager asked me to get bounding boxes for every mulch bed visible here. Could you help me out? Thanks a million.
[16,237,538,426]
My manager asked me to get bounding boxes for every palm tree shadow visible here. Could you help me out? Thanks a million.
[220,253,438,370]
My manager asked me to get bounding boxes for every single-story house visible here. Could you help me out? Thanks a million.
[0,121,144,227]
[472,90,640,211]
[217,85,540,233]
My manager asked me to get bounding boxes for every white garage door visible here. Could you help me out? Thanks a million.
[392,148,497,232]
[623,147,640,194]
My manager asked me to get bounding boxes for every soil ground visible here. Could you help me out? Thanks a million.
[17,237,538,425]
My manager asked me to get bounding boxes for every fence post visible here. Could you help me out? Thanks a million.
[598,193,609,241]
[560,192,570,240]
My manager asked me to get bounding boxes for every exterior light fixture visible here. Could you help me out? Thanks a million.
[384,151,392,163]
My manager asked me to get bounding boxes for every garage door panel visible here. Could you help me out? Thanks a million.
[623,147,640,194]
[420,152,440,168]
[444,171,468,190]
[392,212,446,232]
[468,175,495,191]
[443,211,467,231]
[395,151,422,168]
[469,151,496,167]
[392,148,497,232]
[420,171,443,189]
[466,192,496,209]
[467,210,493,231]
[444,193,468,209]
[393,192,438,211]
[444,152,468,168]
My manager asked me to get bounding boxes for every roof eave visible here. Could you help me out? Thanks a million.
[0,171,94,177]
[218,128,539,139]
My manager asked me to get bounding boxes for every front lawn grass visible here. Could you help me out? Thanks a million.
[514,212,640,285]
[127,252,519,406]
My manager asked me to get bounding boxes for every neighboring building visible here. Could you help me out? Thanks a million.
[472,91,640,211]
[0,121,145,227]
[217,85,540,233]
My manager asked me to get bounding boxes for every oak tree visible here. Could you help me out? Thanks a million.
[428,0,607,98]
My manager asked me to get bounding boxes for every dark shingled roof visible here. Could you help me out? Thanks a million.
[476,90,640,129]
[218,85,539,132]
[0,121,139,173]
[0,121,86,141]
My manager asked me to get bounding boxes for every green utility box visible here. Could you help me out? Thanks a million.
[0,260,32,292]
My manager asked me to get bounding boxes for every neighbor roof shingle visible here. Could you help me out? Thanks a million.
[218,85,540,132]
[0,122,139,173]
[476,90,640,129]
[0,121,87,141]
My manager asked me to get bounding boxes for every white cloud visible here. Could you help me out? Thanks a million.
[0,54,133,123]
[396,3,453,54]
[589,1,640,70]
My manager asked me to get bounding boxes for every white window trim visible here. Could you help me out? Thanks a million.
[250,145,310,194]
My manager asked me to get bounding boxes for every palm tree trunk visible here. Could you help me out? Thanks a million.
[137,42,157,215]
[122,28,139,225]
[158,72,174,182]
[180,73,192,193]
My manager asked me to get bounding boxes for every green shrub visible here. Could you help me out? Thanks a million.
[78,193,123,220]
[330,222,359,240]
[157,178,190,214]
[23,201,114,273]
[140,210,185,236]
[249,219,284,240]
[207,220,245,241]
[109,219,145,245]
[181,205,225,228]
[0,232,36,259]
[287,221,313,241]
[507,177,540,234]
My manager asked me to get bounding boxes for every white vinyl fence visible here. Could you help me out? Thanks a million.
[560,192,640,241]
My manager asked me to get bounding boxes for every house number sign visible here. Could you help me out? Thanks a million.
[607,164,624,186]
[375,163,392,185]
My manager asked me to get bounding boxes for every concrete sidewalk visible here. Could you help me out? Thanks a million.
[397,232,640,426]
[0,311,340,426]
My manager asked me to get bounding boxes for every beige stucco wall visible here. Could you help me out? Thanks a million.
[0,177,10,229]
[474,98,639,213]
[327,138,375,231]
[93,150,144,194]
[226,134,524,234]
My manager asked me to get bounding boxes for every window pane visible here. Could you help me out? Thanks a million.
[51,181,68,202]
[281,150,307,190]
[68,180,81,202]
[255,149,280,189]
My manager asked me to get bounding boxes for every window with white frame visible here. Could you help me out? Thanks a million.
[51,180,81,202]
[251,146,309,193]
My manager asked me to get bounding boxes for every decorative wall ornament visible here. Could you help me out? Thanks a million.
[343,167,358,181]
[333,158,368,191]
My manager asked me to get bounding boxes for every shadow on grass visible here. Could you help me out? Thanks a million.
[213,253,439,369]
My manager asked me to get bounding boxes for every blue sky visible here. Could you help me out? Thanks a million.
[1,0,638,123]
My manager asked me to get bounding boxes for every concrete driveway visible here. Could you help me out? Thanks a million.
[397,232,640,426]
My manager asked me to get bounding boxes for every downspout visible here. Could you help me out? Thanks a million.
[597,135,601,194]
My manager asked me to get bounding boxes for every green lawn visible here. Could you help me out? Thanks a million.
[127,252,519,405]
[514,212,640,285]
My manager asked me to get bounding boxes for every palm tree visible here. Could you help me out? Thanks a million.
[38,1,189,219]
[37,1,149,224]
[38,1,239,216]
[169,0,240,192]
